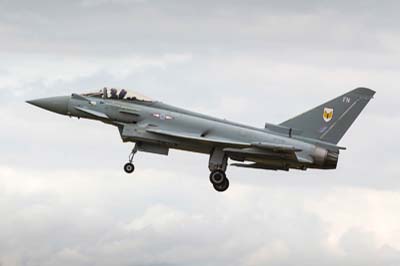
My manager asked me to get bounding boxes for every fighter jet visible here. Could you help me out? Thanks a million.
[27,87,375,192]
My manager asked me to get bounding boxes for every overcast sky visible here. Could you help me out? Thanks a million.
[1,0,400,265]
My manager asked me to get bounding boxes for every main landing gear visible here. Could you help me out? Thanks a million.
[124,144,138,174]
[210,170,230,192]
[209,148,230,192]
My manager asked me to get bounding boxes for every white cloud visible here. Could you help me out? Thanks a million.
[1,166,400,266]
[79,0,147,7]
[125,204,188,231]
[0,53,192,89]
[307,188,400,251]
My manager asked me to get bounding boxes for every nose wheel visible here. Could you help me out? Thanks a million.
[124,144,138,174]
[124,162,135,173]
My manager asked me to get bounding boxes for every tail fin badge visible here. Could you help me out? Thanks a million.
[323,107,334,122]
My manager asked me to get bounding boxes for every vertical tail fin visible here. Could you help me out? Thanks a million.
[280,87,375,144]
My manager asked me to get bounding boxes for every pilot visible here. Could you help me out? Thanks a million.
[102,87,108,99]
[119,89,127,99]
[110,88,118,99]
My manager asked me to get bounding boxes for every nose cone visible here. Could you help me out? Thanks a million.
[27,96,70,115]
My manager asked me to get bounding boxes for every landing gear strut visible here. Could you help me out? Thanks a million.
[209,148,230,192]
[124,144,138,174]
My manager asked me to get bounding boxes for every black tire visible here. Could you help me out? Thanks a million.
[209,170,226,185]
[124,163,135,174]
[213,178,229,192]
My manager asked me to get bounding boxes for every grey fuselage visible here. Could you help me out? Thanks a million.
[65,95,339,171]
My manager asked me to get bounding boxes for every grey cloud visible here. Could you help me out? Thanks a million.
[2,0,400,56]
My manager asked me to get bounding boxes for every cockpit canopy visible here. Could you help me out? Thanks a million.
[82,87,153,102]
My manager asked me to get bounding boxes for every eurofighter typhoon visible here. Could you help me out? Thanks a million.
[27,87,375,192]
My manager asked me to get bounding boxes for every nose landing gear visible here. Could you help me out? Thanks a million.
[124,162,135,173]
[124,144,138,174]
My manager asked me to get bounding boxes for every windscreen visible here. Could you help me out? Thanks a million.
[82,88,153,102]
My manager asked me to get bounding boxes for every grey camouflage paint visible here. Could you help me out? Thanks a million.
[27,87,375,187]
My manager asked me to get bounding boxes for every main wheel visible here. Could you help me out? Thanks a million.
[124,163,135,174]
[213,178,229,192]
[209,170,226,185]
